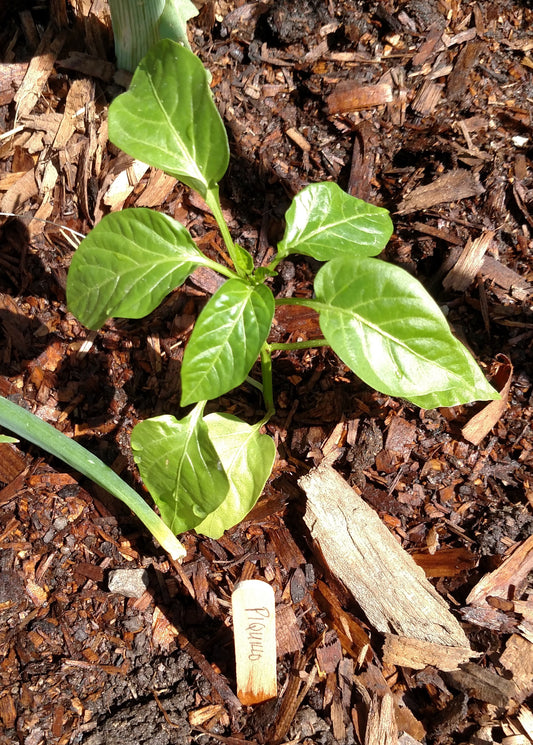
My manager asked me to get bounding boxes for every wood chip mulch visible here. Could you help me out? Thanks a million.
[0,1,532,744]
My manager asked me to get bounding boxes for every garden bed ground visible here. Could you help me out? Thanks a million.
[0,1,532,744]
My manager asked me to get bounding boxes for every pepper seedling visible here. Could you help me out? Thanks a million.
[0,39,499,555]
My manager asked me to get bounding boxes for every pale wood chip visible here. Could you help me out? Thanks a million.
[135,170,177,208]
[410,80,443,117]
[21,112,63,143]
[53,78,94,151]
[285,127,311,152]
[480,255,531,301]
[0,171,28,191]
[383,635,474,671]
[443,231,495,291]
[28,200,54,238]
[462,355,512,446]
[365,691,397,745]
[467,535,533,607]
[300,463,471,651]
[14,26,67,118]
[500,635,533,699]
[0,169,38,213]
[396,169,485,214]
[103,159,149,210]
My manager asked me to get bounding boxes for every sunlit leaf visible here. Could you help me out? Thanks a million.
[194,413,276,539]
[131,404,229,534]
[109,40,229,197]
[312,257,499,406]
[67,208,206,329]
[181,279,275,406]
[278,182,393,261]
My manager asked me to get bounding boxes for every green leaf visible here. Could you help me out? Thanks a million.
[313,257,499,407]
[158,0,198,49]
[277,182,393,261]
[0,395,186,560]
[0,434,18,443]
[131,404,229,535]
[194,413,276,539]
[67,208,206,329]
[109,40,229,197]
[232,243,255,276]
[181,280,275,406]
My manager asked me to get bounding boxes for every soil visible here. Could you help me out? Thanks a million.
[0,1,532,744]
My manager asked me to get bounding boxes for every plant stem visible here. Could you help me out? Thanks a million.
[245,375,264,393]
[260,345,275,416]
[109,0,198,72]
[205,186,242,274]
[201,256,239,281]
[269,339,330,352]
[275,297,317,307]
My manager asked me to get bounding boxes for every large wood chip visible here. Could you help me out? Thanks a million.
[53,78,94,151]
[383,635,476,672]
[443,231,495,291]
[396,169,485,214]
[365,691,397,745]
[14,25,67,118]
[466,534,533,607]
[462,355,512,446]
[135,170,177,208]
[327,82,393,114]
[0,169,38,213]
[447,41,485,101]
[480,255,531,302]
[444,663,519,708]
[500,635,533,699]
[299,463,471,656]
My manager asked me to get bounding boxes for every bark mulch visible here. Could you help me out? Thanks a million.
[0,1,532,744]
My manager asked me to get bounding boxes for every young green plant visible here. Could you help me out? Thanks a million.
[2,39,499,554]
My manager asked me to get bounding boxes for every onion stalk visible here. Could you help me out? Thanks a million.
[109,0,198,72]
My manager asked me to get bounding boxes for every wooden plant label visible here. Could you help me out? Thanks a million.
[232,580,277,705]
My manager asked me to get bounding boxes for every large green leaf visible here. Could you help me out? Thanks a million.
[109,40,229,197]
[131,404,229,535]
[277,182,393,261]
[67,208,207,329]
[194,413,276,539]
[313,257,499,406]
[0,396,186,560]
[181,279,275,406]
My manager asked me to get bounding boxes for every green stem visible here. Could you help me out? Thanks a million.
[0,396,186,561]
[269,339,330,352]
[275,296,317,308]
[260,345,275,416]
[245,375,264,393]
[200,256,239,281]
[205,186,242,274]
